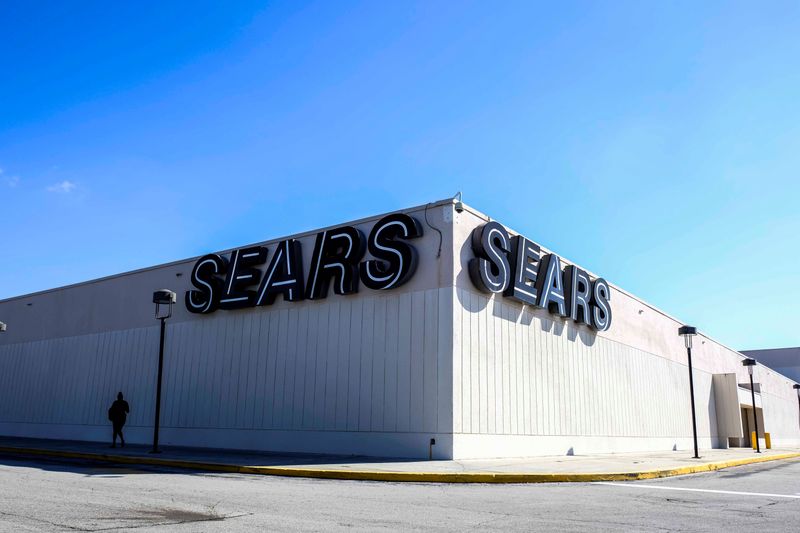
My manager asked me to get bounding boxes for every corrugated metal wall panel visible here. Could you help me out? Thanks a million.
[454,288,718,440]
[0,289,450,441]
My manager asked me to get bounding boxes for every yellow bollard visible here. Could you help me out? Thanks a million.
[751,431,757,450]
[765,432,771,449]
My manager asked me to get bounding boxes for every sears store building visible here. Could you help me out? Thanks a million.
[0,199,798,459]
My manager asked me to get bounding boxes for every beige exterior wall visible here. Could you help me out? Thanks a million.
[0,202,456,459]
[450,204,800,458]
[0,198,797,460]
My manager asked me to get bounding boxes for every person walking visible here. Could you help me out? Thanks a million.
[108,392,130,448]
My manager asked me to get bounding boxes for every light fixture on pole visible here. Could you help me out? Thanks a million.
[678,325,700,459]
[453,191,464,213]
[742,358,760,453]
[793,384,800,420]
[151,289,176,454]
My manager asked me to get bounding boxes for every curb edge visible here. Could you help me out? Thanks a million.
[1,446,798,483]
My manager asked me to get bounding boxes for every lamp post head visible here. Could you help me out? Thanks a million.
[678,325,697,349]
[153,290,177,305]
[742,358,757,376]
[153,289,177,319]
[793,384,800,393]
[0,321,6,333]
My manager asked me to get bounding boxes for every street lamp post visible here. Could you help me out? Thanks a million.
[743,358,760,453]
[151,289,176,454]
[678,325,700,459]
[793,384,800,422]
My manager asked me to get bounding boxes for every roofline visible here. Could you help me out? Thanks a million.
[1,196,789,381]
[741,347,800,353]
[0,197,457,304]
[455,201,766,366]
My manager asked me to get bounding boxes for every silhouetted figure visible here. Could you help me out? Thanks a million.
[108,392,130,448]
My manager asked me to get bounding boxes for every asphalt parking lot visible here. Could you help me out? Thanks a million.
[0,455,798,531]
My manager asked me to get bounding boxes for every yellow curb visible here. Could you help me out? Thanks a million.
[0,445,798,483]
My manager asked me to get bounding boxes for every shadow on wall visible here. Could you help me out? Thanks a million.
[457,288,596,347]
[707,380,718,447]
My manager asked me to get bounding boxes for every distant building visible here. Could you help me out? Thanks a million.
[741,348,800,383]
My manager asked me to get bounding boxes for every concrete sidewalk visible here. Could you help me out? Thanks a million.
[0,436,797,483]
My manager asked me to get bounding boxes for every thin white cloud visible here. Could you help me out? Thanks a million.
[0,168,20,188]
[47,180,77,193]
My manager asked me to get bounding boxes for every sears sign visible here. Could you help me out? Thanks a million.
[468,221,611,331]
[185,213,423,314]
[185,213,611,332]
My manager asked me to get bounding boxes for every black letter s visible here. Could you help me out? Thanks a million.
[468,221,511,294]
[590,278,612,331]
[360,214,423,290]
[185,254,227,314]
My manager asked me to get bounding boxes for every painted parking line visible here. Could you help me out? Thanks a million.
[596,482,800,500]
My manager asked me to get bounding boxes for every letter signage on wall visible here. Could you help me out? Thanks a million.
[467,222,612,331]
[185,213,424,314]
[186,212,611,332]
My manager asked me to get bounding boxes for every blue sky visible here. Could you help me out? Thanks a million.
[1,1,798,350]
